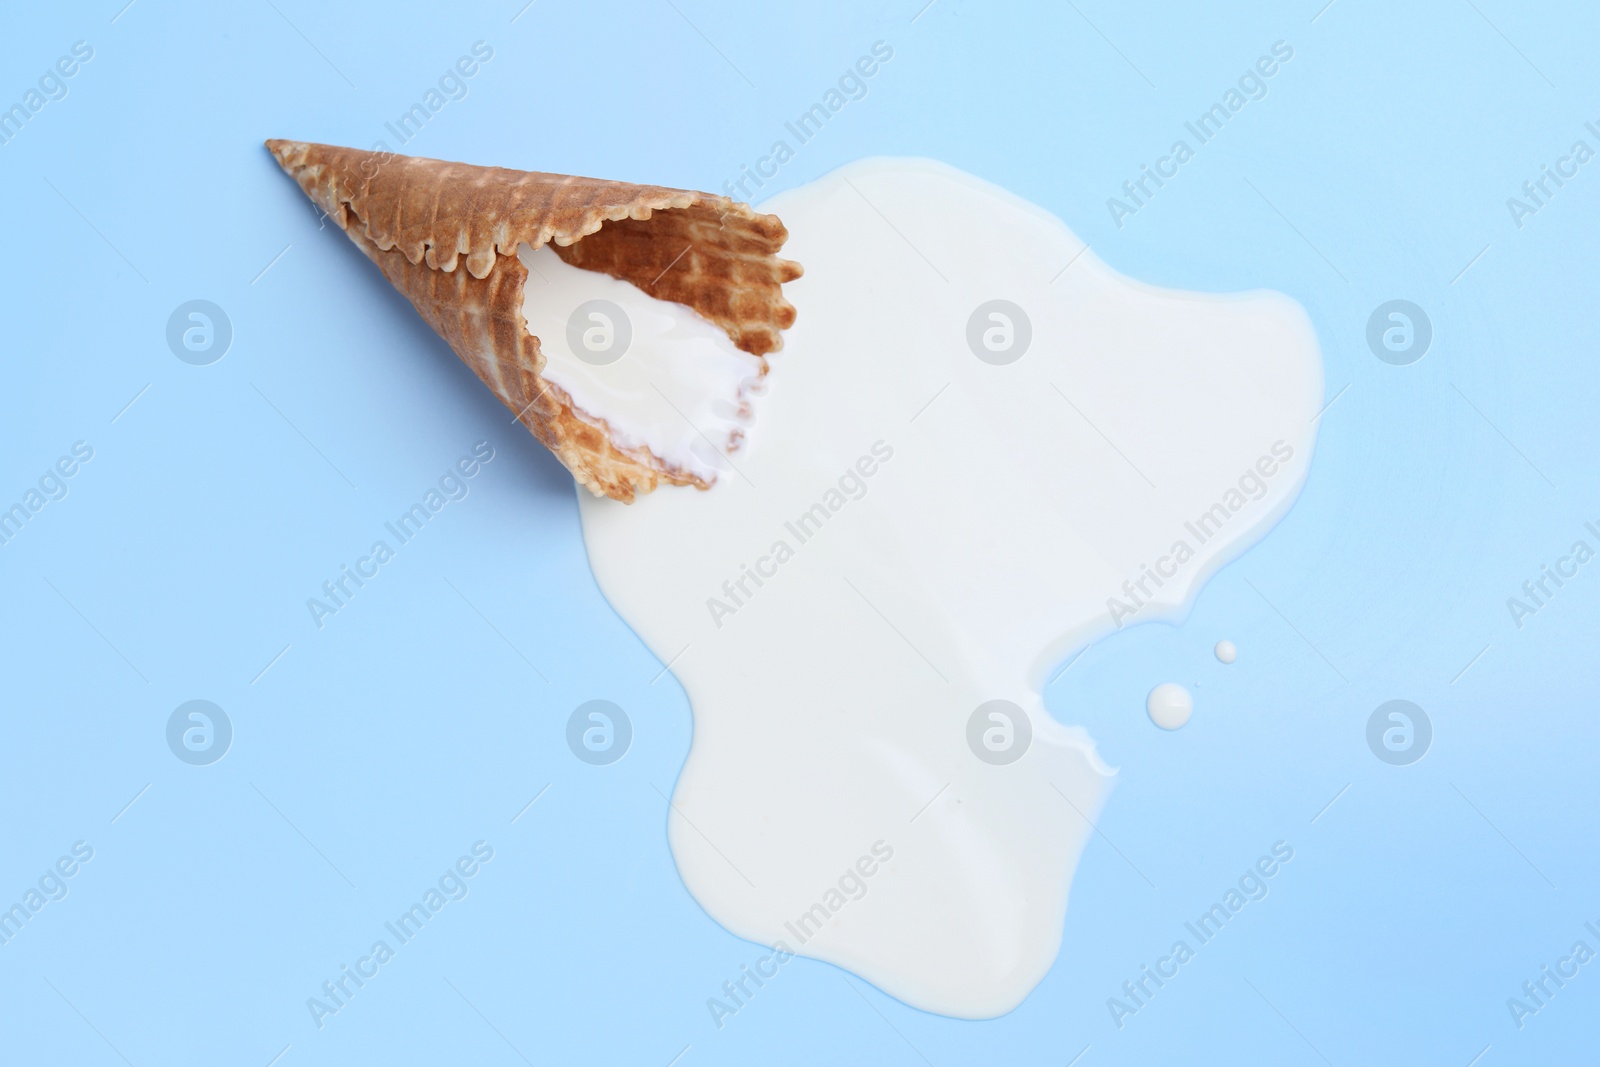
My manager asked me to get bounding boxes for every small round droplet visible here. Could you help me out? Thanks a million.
[1147,683,1192,730]
[1214,640,1237,664]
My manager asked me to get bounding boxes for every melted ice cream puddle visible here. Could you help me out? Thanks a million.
[517,243,764,482]
[573,159,1322,1017]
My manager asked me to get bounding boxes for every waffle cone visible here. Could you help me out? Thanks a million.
[265,140,802,502]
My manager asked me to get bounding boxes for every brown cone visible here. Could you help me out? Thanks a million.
[265,139,802,502]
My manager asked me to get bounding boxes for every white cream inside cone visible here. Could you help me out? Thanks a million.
[573,159,1323,1017]
[517,243,764,482]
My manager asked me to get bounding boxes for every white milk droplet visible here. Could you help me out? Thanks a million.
[1148,683,1193,730]
[1215,640,1237,664]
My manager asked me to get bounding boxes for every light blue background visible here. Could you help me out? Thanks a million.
[3,1,1598,1064]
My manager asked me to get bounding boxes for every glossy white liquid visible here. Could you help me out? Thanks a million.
[1215,639,1238,664]
[1147,683,1194,730]
[518,243,763,482]
[572,159,1322,1017]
